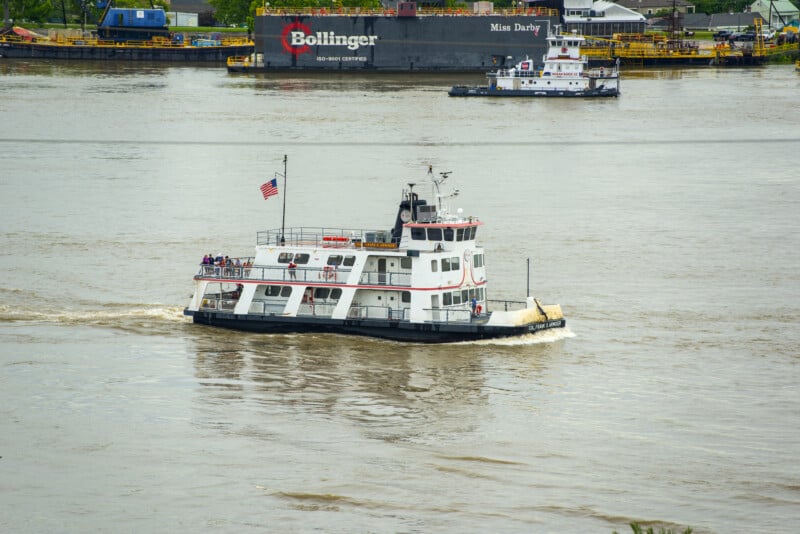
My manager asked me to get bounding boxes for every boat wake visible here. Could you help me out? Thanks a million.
[453,326,575,346]
[0,303,187,327]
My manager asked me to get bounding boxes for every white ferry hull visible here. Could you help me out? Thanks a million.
[185,309,565,343]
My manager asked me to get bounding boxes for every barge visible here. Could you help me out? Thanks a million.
[0,3,252,62]
[229,3,560,72]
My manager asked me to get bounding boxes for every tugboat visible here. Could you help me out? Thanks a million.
[184,164,566,343]
[449,28,620,98]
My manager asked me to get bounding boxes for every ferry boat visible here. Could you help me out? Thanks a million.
[183,167,565,343]
[449,28,619,97]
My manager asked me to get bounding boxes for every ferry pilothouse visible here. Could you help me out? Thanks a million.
[448,27,620,98]
[184,168,565,343]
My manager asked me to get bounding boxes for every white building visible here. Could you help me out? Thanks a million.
[562,0,647,37]
[749,0,800,29]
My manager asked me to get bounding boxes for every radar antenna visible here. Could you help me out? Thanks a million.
[430,169,457,215]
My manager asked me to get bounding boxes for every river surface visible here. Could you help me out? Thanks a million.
[1,60,799,533]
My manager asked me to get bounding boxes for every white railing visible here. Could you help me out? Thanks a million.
[358,271,412,287]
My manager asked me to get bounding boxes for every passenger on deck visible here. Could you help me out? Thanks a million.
[288,260,297,280]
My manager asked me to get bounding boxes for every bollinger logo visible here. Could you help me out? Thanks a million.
[281,20,378,55]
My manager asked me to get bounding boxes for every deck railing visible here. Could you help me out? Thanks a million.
[255,7,558,17]
[347,305,409,321]
[256,227,394,248]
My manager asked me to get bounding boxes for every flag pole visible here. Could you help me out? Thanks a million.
[280,154,287,246]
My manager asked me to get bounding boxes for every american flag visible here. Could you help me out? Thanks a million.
[260,178,278,200]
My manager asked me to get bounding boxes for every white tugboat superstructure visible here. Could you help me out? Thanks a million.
[184,167,565,343]
[449,27,620,98]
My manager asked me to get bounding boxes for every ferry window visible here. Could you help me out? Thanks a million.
[462,289,469,302]
[427,228,442,241]
[266,286,281,297]
[411,228,426,240]
[441,258,451,272]
[401,291,411,303]
[451,257,460,271]
[469,226,477,240]
[473,254,484,268]
[443,228,454,241]
[400,257,412,269]
[469,288,476,299]
[452,292,462,305]
[314,288,330,299]
[278,252,293,263]
[281,286,292,298]
[456,228,465,241]
[443,293,452,306]
[343,255,356,267]
[327,255,343,266]
[330,288,342,300]
[478,288,484,300]
[294,253,310,264]
[431,260,438,272]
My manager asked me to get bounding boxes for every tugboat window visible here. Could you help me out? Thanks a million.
[411,228,426,240]
[427,228,442,241]
[343,255,356,267]
[443,228,454,241]
[294,253,310,264]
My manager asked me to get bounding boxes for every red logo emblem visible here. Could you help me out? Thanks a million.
[281,20,312,55]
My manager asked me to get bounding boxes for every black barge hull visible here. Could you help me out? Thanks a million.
[0,42,253,62]
[250,14,559,72]
[185,309,566,344]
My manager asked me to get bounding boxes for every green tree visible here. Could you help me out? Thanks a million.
[209,0,249,25]
[7,0,54,23]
